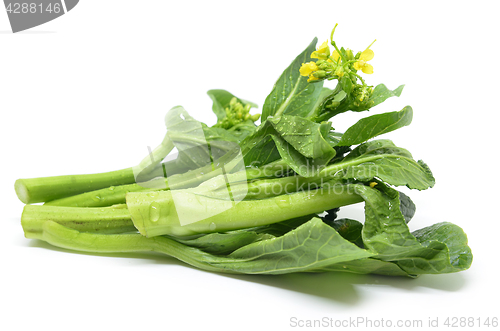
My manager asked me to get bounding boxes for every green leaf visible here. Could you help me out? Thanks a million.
[242,115,336,176]
[352,184,473,275]
[325,140,435,190]
[312,258,412,277]
[411,222,473,273]
[340,76,353,95]
[337,106,413,146]
[241,121,282,167]
[311,86,348,121]
[271,134,334,177]
[243,136,281,167]
[398,191,416,223]
[342,139,413,161]
[261,38,324,121]
[207,89,257,122]
[165,106,242,171]
[312,84,403,123]
[171,230,273,255]
[38,217,377,275]
[326,218,364,248]
[251,215,316,237]
[212,218,374,274]
[369,84,404,107]
[269,116,334,159]
[312,87,336,113]
[225,120,259,142]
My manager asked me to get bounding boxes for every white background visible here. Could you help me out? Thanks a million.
[1,1,499,330]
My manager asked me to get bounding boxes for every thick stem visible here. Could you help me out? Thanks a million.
[39,221,235,273]
[22,204,135,239]
[15,136,176,205]
[133,135,174,176]
[45,183,151,207]
[15,167,136,204]
[195,175,327,200]
[44,154,289,207]
[127,182,363,237]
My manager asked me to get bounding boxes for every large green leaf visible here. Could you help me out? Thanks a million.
[325,140,435,190]
[261,38,324,121]
[337,106,413,146]
[353,184,472,275]
[212,217,373,274]
[398,191,416,223]
[312,258,411,277]
[270,134,334,177]
[242,115,336,176]
[410,222,473,274]
[269,115,334,159]
[327,218,364,248]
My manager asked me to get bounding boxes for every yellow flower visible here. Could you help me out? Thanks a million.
[353,49,374,74]
[307,75,319,82]
[299,62,318,77]
[328,50,341,63]
[311,41,330,60]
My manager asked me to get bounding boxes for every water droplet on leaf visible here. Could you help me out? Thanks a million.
[149,202,161,223]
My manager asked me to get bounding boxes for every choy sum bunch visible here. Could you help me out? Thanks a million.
[16,26,472,277]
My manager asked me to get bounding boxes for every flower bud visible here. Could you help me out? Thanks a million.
[314,70,327,78]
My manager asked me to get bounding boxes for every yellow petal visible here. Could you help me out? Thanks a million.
[361,63,374,74]
[299,62,318,76]
[311,41,330,60]
[360,49,374,61]
[353,61,363,71]
[331,50,340,62]
[307,75,319,82]
[319,40,329,49]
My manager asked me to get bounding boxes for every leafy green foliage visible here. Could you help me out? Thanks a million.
[217,217,373,274]
[353,184,472,275]
[17,32,472,279]
[329,140,435,190]
[242,115,336,176]
[327,218,364,248]
[337,106,413,146]
[261,38,324,121]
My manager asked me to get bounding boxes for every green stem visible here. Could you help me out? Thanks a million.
[22,204,135,239]
[15,167,136,204]
[39,221,236,274]
[195,175,327,200]
[15,136,175,205]
[45,152,289,207]
[127,182,363,237]
[352,72,366,86]
[45,183,151,207]
[133,135,174,177]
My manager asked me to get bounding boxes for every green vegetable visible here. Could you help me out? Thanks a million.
[15,26,472,278]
